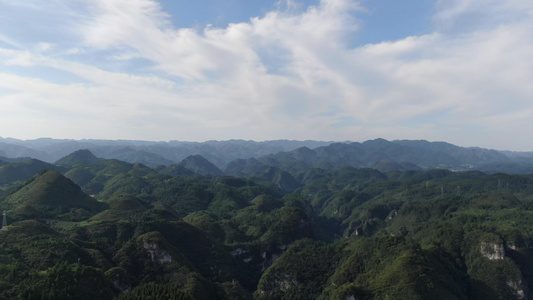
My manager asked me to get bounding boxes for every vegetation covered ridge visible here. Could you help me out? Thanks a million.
[0,148,532,299]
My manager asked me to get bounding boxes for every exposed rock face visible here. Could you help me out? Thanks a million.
[143,242,172,263]
[481,242,505,260]
[507,279,525,299]
[113,279,131,293]
[261,251,282,273]
[105,267,131,293]
[256,273,299,296]
[231,248,254,264]
[387,210,398,220]
[508,244,519,251]
[231,248,249,256]
[273,274,299,291]
[231,244,288,275]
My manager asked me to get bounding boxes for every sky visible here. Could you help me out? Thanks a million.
[0,0,533,151]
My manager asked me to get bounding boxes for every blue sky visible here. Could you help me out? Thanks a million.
[0,0,533,151]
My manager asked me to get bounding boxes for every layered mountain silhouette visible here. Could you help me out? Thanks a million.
[0,138,331,168]
[55,149,103,166]
[178,155,224,176]
[1,138,533,176]
[255,167,301,193]
[233,138,532,174]
[225,157,269,177]
[0,159,63,186]
[158,164,195,177]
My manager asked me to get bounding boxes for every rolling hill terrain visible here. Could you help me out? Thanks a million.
[0,143,532,299]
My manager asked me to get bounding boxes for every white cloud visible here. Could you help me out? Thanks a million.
[111,52,141,61]
[0,33,22,49]
[64,48,83,55]
[433,0,533,32]
[35,42,54,52]
[0,48,33,66]
[1,0,533,150]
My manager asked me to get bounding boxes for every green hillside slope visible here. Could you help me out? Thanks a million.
[0,154,532,299]
[1,170,106,221]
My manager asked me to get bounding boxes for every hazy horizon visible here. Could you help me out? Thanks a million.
[2,135,531,153]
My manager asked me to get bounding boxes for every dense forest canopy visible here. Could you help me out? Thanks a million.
[0,141,533,299]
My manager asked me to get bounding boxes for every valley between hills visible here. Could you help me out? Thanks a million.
[1,138,533,299]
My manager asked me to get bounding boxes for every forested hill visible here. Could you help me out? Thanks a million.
[1,148,533,299]
[2,137,533,173]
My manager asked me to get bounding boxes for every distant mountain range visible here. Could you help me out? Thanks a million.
[234,138,533,174]
[0,138,331,168]
[1,137,533,174]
